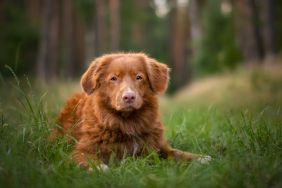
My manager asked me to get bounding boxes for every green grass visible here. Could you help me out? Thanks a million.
[0,66,282,188]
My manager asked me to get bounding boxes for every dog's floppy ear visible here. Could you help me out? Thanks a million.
[146,57,170,94]
[80,57,107,95]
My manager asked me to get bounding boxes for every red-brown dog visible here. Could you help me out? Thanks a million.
[51,53,211,170]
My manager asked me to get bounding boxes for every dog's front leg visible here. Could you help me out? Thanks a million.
[72,138,109,171]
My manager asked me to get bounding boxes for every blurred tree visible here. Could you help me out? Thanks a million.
[168,0,191,92]
[0,0,38,77]
[233,0,254,62]
[2,0,282,87]
[248,0,265,60]
[275,0,282,52]
[261,0,277,58]
[121,0,148,50]
[195,0,241,74]
[25,0,40,25]
[93,0,121,56]
[74,0,95,65]
[62,0,85,78]
[0,0,3,24]
[188,0,205,74]
[120,0,168,62]
[37,0,60,81]
[188,0,205,43]
[109,0,120,51]
[233,0,270,63]
[234,0,281,63]
[95,0,108,56]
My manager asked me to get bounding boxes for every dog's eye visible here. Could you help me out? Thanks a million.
[136,75,142,80]
[110,76,118,81]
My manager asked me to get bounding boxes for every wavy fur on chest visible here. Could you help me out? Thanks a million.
[58,91,164,161]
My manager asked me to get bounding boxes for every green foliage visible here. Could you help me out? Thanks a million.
[0,1,39,77]
[74,0,95,26]
[120,0,169,63]
[275,0,282,52]
[0,67,282,187]
[194,0,241,75]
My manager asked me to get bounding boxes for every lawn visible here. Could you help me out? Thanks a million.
[0,65,282,188]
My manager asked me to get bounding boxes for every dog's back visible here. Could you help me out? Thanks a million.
[50,92,86,141]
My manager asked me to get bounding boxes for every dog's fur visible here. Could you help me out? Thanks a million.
[51,53,209,168]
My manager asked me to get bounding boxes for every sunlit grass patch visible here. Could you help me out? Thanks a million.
[174,64,282,110]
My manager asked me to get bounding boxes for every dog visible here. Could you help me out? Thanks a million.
[51,52,211,170]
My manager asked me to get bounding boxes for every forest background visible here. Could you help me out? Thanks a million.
[1,0,281,92]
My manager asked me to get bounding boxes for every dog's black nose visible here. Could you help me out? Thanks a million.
[122,91,136,103]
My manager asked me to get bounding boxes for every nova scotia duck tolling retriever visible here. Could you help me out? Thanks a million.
[50,52,211,170]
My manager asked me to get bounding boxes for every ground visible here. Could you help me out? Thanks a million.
[0,64,281,188]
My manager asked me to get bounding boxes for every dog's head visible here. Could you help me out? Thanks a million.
[81,53,169,112]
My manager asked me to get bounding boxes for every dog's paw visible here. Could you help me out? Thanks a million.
[96,164,109,172]
[197,155,212,164]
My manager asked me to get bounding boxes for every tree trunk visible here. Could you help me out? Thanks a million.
[72,15,85,77]
[169,0,191,92]
[248,0,265,60]
[0,0,4,25]
[63,0,85,78]
[188,0,202,41]
[95,0,108,56]
[261,0,277,58]
[25,0,41,25]
[233,0,263,63]
[109,0,120,51]
[37,0,60,81]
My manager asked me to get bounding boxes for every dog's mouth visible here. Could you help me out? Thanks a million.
[116,104,144,118]
[115,104,138,112]
[114,100,143,112]
[120,106,135,111]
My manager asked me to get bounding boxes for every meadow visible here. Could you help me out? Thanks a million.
[0,65,282,188]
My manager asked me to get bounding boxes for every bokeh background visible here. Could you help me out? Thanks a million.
[1,0,281,93]
[1,1,282,187]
